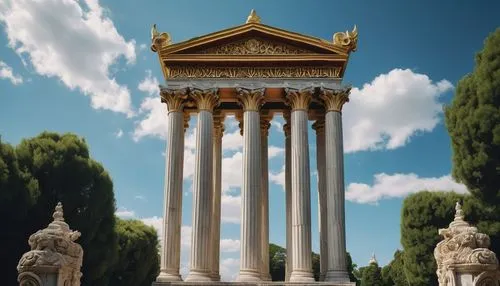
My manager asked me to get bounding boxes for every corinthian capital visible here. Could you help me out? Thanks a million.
[236,88,265,111]
[191,88,220,112]
[312,118,325,135]
[319,87,351,112]
[285,88,313,111]
[160,87,188,113]
[213,111,225,139]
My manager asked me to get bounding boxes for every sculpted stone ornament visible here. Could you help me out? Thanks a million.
[150,24,172,52]
[17,202,83,286]
[198,38,311,55]
[333,25,358,53]
[434,202,500,286]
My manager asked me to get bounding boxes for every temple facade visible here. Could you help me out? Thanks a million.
[151,10,358,285]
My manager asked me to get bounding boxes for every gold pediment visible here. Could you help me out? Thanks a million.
[189,37,316,56]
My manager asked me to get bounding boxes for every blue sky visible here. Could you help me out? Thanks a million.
[1,0,499,281]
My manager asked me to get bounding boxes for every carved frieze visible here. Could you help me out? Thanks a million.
[197,38,312,55]
[166,66,341,79]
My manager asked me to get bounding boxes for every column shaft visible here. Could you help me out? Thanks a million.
[314,120,328,281]
[260,118,271,281]
[157,111,184,282]
[236,88,264,282]
[210,115,224,281]
[289,109,314,282]
[283,117,292,282]
[325,111,349,282]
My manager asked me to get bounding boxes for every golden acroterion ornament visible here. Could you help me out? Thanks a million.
[246,9,261,24]
[333,25,358,52]
[150,24,172,52]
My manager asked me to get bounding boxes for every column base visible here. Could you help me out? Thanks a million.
[260,273,272,281]
[325,270,350,283]
[236,269,262,282]
[210,273,221,281]
[289,269,315,282]
[156,271,182,282]
[319,273,326,281]
[184,270,212,282]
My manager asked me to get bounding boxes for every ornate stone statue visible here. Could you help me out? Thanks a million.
[17,202,83,286]
[434,202,500,286]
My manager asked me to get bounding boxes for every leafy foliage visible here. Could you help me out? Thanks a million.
[109,218,160,286]
[360,262,384,286]
[381,250,409,286]
[444,28,500,205]
[400,191,500,286]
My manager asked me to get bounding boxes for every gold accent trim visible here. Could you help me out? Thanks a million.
[246,9,261,24]
[312,119,325,134]
[167,66,341,79]
[191,88,220,112]
[285,88,313,111]
[160,88,188,112]
[197,37,309,55]
[319,87,351,112]
[260,117,272,136]
[236,88,265,111]
[333,25,358,53]
[151,24,172,52]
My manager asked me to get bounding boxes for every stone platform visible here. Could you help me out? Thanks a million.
[153,282,355,286]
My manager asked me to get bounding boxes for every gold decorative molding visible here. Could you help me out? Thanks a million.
[246,9,261,24]
[333,25,358,53]
[260,117,271,136]
[166,66,341,79]
[160,88,188,112]
[183,113,190,131]
[236,88,265,111]
[150,24,172,52]
[190,88,220,112]
[319,87,351,112]
[198,38,311,55]
[213,111,225,139]
[285,88,313,111]
[312,119,325,134]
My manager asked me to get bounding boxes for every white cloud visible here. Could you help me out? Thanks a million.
[269,165,285,191]
[220,239,240,252]
[221,194,241,223]
[114,129,123,138]
[138,70,159,96]
[133,97,167,141]
[115,207,135,218]
[134,194,146,201]
[343,69,453,153]
[139,43,147,51]
[346,173,468,204]
[270,118,284,133]
[0,0,136,116]
[268,146,284,158]
[222,151,243,192]
[222,129,243,151]
[0,60,22,85]
[220,258,240,281]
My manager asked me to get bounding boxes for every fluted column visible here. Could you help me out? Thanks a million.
[320,87,351,283]
[260,115,272,281]
[157,88,188,282]
[313,118,327,281]
[210,112,224,281]
[286,88,315,282]
[186,88,220,282]
[236,88,265,282]
[283,112,292,282]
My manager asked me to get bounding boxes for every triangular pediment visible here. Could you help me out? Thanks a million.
[162,24,348,56]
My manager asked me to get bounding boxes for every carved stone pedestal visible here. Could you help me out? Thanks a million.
[153,282,355,286]
[434,202,500,286]
[17,202,83,286]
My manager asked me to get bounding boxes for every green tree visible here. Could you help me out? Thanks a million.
[361,261,383,286]
[0,140,39,285]
[381,250,409,286]
[269,243,286,281]
[401,191,499,286]
[13,132,118,285]
[109,218,160,286]
[444,28,500,205]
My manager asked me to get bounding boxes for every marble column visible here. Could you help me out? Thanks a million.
[313,118,327,281]
[210,112,224,281]
[156,88,188,282]
[185,88,220,282]
[283,112,292,282]
[320,87,351,283]
[235,88,265,282]
[260,115,272,281]
[286,88,315,282]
